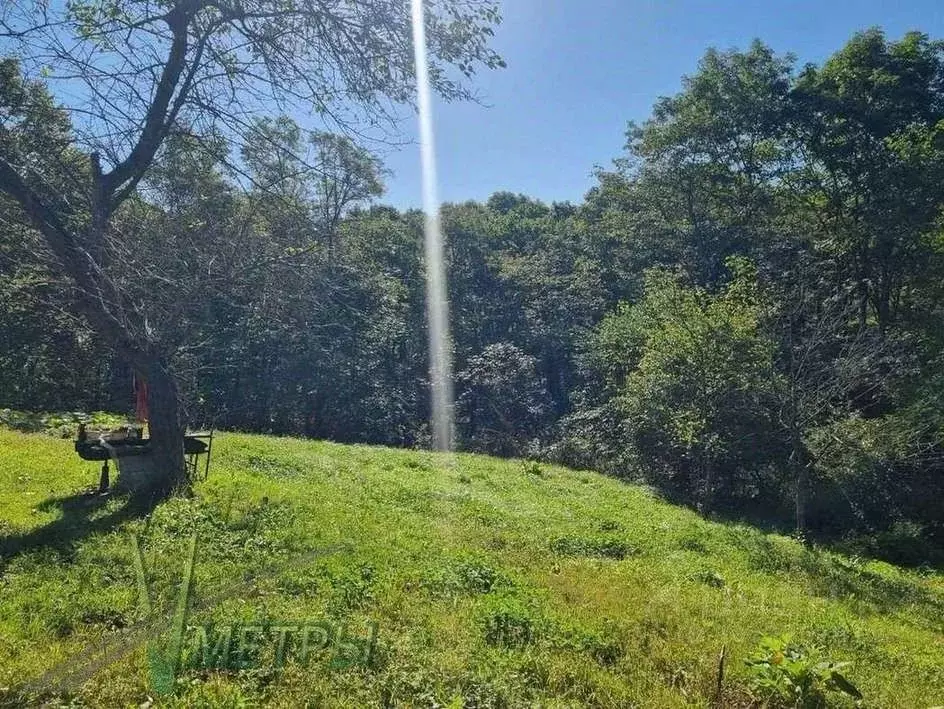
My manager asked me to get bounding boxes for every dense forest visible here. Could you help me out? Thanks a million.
[3,28,944,561]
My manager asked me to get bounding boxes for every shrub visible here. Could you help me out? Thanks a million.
[744,634,862,708]
[586,262,787,514]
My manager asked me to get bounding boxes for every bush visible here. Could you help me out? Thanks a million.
[744,634,862,708]
[585,261,787,514]
[0,409,128,438]
[807,413,944,559]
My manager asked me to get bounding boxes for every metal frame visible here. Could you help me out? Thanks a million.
[185,430,214,480]
[76,428,214,489]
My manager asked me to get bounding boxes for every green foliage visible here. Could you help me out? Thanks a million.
[549,534,634,560]
[806,411,944,550]
[745,634,862,708]
[3,25,944,555]
[5,11,944,705]
[479,596,541,648]
[457,343,553,456]
[0,409,127,438]
[790,29,944,328]
[590,260,785,512]
[425,554,508,596]
[2,429,943,706]
[519,460,545,477]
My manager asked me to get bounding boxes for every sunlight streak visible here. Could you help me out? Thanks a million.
[411,0,455,452]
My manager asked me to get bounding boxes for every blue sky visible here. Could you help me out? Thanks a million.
[380,0,944,209]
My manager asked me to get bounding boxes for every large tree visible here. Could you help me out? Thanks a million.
[789,30,944,330]
[0,0,503,495]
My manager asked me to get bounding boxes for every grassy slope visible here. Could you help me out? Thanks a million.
[0,427,942,707]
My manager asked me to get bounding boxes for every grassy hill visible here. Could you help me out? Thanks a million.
[0,426,942,707]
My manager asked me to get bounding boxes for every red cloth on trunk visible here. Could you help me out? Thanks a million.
[134,375,149,422]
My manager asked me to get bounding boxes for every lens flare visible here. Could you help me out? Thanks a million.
[411,0,455,452]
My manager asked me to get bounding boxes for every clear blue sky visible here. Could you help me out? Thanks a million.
[380,0,944,209]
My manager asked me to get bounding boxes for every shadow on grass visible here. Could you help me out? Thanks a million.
[647,481,944,572]
[628,483,944,627]
[0,488,161,572]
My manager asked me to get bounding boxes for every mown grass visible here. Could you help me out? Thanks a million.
[0,426,942,707]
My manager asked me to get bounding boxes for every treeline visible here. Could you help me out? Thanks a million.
[2,29,944,561]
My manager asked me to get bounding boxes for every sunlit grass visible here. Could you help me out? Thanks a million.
[0,427,942,707]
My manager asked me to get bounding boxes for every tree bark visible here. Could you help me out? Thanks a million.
[697,454,713,516]
[795,461,808,536]
[791,441,810,536]
[143,357,187,497]
[0,157,189,497]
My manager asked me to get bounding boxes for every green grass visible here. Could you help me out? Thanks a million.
[1,426,943,707]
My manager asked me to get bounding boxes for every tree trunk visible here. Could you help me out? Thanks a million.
[795,461,807,536]
[791,442,810,536]
[143,357,187,497]
[697,454,713,516]
[0,93,192,501]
